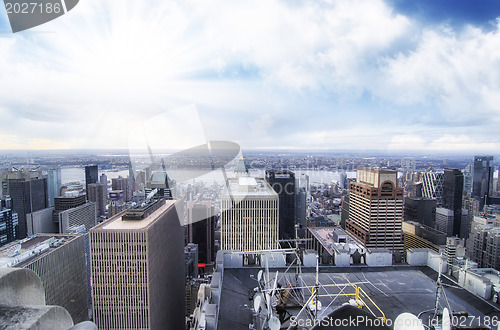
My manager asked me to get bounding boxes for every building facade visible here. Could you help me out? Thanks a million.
[467,215,500,271]
[85,165,98,199]
[187,201,215,265]
[221,177,278,251]
[421,171,444,206]
[8,177,48,240]
[472,156,494,210]
[87,183,107,218]
[442,168,464,237]
[46,168,62,207]
[90,198,185,329]
[0,234,88,323]
[265,170,295,240]
[0,197,18,246]
[345,169,404,252]
[404,197,436,228]
[112,176,132,202]
[57,202,97,233]
[402,221,446,253]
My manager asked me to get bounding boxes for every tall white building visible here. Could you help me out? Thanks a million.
[90,198,185,329]
[221,177,278,251]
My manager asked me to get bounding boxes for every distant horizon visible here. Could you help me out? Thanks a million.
[0,147,499,159]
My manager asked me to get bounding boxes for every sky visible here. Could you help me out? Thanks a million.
[1,0,500,153]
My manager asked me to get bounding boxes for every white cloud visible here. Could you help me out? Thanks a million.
[429,134,500,151]
[194,0,409,92]
[0,0,499,151]
[376,23,500,122]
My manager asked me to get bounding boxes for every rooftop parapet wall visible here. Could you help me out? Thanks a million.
[0,268,74,329]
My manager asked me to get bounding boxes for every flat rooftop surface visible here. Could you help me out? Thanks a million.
[218,266,500,329]
[97,200,176,230]
[308,227,363,255]
[222,178,277,198]
[0,234,77,268]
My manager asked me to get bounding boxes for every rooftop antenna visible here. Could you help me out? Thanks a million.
[432,252,453,322]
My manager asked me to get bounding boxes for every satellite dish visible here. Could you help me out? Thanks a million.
[268,316,281,330]
[254,295,262,313]
[257,270,263,283]
[394,313,424,330]
[442,308,451,330]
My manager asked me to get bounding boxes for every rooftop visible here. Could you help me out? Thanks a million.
[222,178,277,198]
[308,227,363,255]
[0,234,80,268]
[94,199,177,230]
[218,266,500,329]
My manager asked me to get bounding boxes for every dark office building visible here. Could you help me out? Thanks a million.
[84,165,98,199]
[266,170,295,240]
[187,202,215,265]
[87,183,107,217]
[340,195,349,229]
[442,168,464,237]
[8,178,48,239]
[404,197,436,228]
[472,156,494,210]
[54,194,86,211]
[0,197,18,246]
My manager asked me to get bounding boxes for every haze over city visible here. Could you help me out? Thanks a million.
[1,0,500,151]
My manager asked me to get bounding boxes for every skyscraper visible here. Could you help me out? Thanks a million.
[421,171,444,206]
[87,183,107,217]
[99,173,107,186]
[187,201,215,265]
[497,165,500,194]
[295,173,309,230]
[84,165,98,199]
[403,197,436,228]
[8,177,48,239]
[112,176,132,202]
[463,165,473,196]
[442,168,464,237]
[265,170,295,240]
[345,168,404,252]
[221,177,278,251]
[435,207,454,237]
[90,198,185,329]
[46,168,62,207]
[466,215,500,271]
[0,197,18,246]
[472,156,494,210]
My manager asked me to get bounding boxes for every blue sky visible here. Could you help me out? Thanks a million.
[0,0,500,153]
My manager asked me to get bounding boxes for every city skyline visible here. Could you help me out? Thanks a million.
[1,0,500,152]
